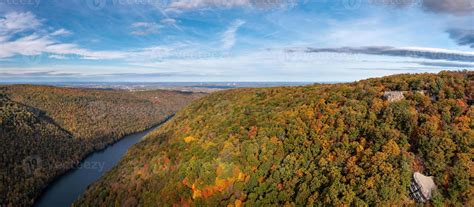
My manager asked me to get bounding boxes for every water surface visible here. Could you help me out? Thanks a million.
[34,126,158,207]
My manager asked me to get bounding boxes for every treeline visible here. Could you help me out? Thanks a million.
[76,71,472,206]
[0,85,205,206]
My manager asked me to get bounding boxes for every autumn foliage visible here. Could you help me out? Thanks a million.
[76,71,472,206]
[0,85,205,206]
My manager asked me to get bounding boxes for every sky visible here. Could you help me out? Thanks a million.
[0,0,473,82]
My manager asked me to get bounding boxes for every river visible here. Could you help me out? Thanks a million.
[34,126,159,207]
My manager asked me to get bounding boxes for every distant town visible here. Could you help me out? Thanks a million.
[0,82,317,93]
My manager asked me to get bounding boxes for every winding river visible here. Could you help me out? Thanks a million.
[34,126,159,207]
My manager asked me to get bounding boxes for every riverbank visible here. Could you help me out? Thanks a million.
[33,122,166,207]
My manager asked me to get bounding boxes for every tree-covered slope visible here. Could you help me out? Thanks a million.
[0,86,205,206]
[0,96,81,206]
[2,85,205,149]
[76,71,472,206]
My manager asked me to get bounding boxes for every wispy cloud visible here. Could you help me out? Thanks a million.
[413,61,474,68]
[131,22,161,36]
[0,12,160,60]
[163,0,473,15]
[165,0,297,12]
[0,12,41,35]
[0,70,202,78]
[293,46,474,62]
[447,29,474,48]
[221,19,245,50]
[1,1,472,82]
[50,28,72,36]
[0,70,81,77]
[166,0,251,12]
[160,18,176,25]
[1,48,467,82]
[48,54,69,60]
[0,35,52,58]
[0,33,129,59]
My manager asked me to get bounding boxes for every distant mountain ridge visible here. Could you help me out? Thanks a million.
[76,71,472,206]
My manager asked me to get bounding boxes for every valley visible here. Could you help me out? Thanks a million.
[34,125,161,207]
[1,71,472,206]
[2,1,473,206]
[0,85,205,206]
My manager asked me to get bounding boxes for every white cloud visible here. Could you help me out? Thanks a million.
[0,33,130,59]
[221,19,245,50]
[0,35,9,43]
[167,0,250,12]
[132,22,150,27]
[298,46,474,62]
[1,47,467,82]
[0,12,177,60]
[0,35,52,58]
[164,0,297,12]
[45,43,129,59]
[50,28,72,36]
[0,25,194,61]
[160,18,177,25]
[49,55,68,59]
[131,22,161,36]
[0,12,41,35]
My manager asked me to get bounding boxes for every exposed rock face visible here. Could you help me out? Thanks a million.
[384,91,404,102]
[384,90,429,102]
[409,172,437,203]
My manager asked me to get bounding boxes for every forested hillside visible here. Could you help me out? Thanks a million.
[76,71,472,206]
[0,86,205,206]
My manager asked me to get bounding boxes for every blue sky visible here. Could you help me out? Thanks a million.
[0,0,473,82]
